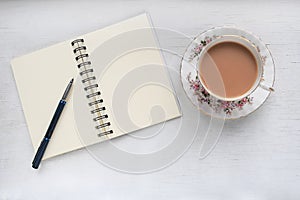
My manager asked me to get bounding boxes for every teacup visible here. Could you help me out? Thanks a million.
[197,35,273,102]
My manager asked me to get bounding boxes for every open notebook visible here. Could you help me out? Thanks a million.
[11,13,181,159]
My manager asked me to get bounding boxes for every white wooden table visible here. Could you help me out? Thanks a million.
[1,0,300,199]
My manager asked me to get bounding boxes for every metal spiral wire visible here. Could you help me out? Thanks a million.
[71,38,113,137]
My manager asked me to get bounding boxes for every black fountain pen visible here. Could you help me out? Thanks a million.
[32,78,74,169]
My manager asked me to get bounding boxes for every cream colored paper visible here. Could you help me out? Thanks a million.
[11,13,181,159]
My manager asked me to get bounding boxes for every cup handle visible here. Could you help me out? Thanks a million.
[259,83,274,92]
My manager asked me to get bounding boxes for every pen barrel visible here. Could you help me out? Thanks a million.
[32,138,50,169]
[32,100,66,169]
[45,100,66,138]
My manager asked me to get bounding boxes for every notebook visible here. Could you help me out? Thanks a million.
[11,13,181,159]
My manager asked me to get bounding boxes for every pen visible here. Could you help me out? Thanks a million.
[32,78,74,169]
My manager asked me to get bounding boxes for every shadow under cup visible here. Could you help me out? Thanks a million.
[198,35,264,102]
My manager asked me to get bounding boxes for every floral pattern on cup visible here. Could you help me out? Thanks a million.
[189,36,217,62]
[186,34,258,115]
[187,72,253,115]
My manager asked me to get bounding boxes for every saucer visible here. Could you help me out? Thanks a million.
[180,27,275,119]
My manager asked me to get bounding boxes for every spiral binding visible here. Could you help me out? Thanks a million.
[71,38,113,137]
